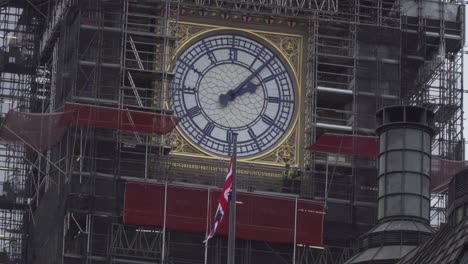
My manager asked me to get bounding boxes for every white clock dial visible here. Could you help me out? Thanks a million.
[172,33,296,157]
[198,64,265,128]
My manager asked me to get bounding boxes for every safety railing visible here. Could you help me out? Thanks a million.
[74,84,119,103]
[316,107,354,128]
[72,152,373,204]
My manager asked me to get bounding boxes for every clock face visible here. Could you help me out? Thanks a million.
[172,33,296,157]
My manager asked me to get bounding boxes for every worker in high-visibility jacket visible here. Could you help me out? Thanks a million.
[282,164,292,193]
[290,165,302,194]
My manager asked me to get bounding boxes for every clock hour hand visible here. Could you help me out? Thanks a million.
[235,82,260,97]
[219,57,274,107]
[219,82,260,106]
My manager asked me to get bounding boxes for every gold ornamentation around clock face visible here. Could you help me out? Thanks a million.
[171,31,297,158]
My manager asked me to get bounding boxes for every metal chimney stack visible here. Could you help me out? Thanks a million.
[346,105,435,264]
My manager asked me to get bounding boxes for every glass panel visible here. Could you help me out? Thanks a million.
[387,129,404,150]
[379,176,385,197]
[422,176,430,198]
[387,151,403,172]
[386,195,402,216]
[378,199,384,219]
[406,129,422,150]
[423,132,431,153]
[423,155,430,175]
[387,173,402,194]
[379,155,385,175]
[403,195,421,217]
[405,151,422,172]
[422,199,430,219]
[379,132,386,152]
[404,173,421,194]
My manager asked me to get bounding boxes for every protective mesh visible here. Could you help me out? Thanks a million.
[0,103,181,152]
[432,157,468,192]
[64,102,181,135]
[308,134,467,192]
[0,111,76,152]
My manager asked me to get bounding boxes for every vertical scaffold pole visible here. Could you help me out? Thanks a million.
[293,195,298,264]
[162,182,168,263]
[204,187,211,264]
[227,133,238,264]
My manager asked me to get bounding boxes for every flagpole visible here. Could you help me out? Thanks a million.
[204,187,211,264]
[227,132,238,264]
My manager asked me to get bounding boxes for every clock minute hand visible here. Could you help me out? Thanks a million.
[230,56,274,96]
[219,57,274,106]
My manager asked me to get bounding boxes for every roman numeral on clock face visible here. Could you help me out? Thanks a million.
[262,115,274,126]
[263,75,275,83]
[203,122,215,135]
[187,106,201,118]
[248,128,256,138]
[183,86,196,94]
[226,130,233,142]
[268,97,280,103]
[228,48,238,61]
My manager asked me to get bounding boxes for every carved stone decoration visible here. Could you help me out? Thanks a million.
[257,128,298,165]
[176,24,209,48]
[261,34,301,73]
[168,130,208,156]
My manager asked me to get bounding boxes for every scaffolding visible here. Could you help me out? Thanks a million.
[0,1,39,263]
[0,0,463,264]
[400,0,465,228]
[0,0,180,263]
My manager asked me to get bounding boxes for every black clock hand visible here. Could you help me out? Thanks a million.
[219,82,261,106]
[219,57,274,106]
[235,82,260,97]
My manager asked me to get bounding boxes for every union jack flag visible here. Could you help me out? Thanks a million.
[204,158,233,242]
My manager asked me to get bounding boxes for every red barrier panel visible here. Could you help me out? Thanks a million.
[124,182,324,247]
[297,200,324,247]
[208,191,297,244]
[123,182,164,227]
[239,193,295,244]
[166,185,208,233]
[305,133,378,158]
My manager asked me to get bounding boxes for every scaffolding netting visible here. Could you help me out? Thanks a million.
[431,158,468,193]
[64,102,181,135]
[0,103,182,152]
[305,133,378,157]
[0,111,76,152]
[307,134,467,192]
[124,181,324,247]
